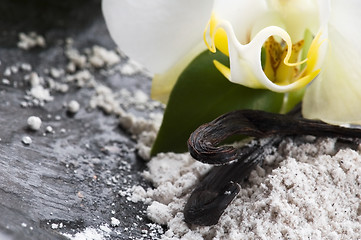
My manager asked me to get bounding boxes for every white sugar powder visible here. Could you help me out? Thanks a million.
[139,138,361,239]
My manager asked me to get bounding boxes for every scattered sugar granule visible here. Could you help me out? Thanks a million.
[21,223,27,228]
[4,67,11,77]
[17,32,46,50]
[2,79,10,85]
[50,68,63,79]
[65,48,87,69]
[28,72,41,87]
[11,66,19,74]
[65,70,93,87]
[119,59,144,75]
[20,101,28,108]
[20,63,32,71]
[45,126,54,133]
[67,100,80,113]
[66,62,76,73]
[47,78,69,93]
[147,202,172,225]
[99,224,112,233]
[27,116,42,130]
[26,72,54,102]
[22,136,32,145]
[51,223,58,229]
[130,185,147,203]
[29,85,53,102]
[89,46,120,68]
[110,217,120,227]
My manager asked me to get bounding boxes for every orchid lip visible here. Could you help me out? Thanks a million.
[203,11,327,93]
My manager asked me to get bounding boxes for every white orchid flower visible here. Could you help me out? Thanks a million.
[102,0,361,125]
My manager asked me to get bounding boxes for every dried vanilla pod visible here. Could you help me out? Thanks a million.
[185,109,361,226]
[184,136,282,226]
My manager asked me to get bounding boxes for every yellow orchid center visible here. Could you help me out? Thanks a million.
[263,36,305,85]
[204,12,324,91]
[262,30,324,87]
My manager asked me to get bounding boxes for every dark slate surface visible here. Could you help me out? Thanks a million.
[0,1,160,239]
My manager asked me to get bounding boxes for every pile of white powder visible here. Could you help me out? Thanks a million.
[131,137,361,239]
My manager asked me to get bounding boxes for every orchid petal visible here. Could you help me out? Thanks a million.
[266,0,320,41]
[328,0,361,54]
[303,3,361,125]
[213,0,268,44]
[151,43,205,103]
[102,0,213,73]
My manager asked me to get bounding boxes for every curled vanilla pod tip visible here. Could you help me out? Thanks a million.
[185,109,361,226]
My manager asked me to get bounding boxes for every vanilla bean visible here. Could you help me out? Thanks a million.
[185,109,361,226]
[188,109,361,165]
[184,136,282,226]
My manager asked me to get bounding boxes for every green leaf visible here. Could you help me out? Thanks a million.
[151,51,285,155]
[301,29,314,71]
[280,87,306,114]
